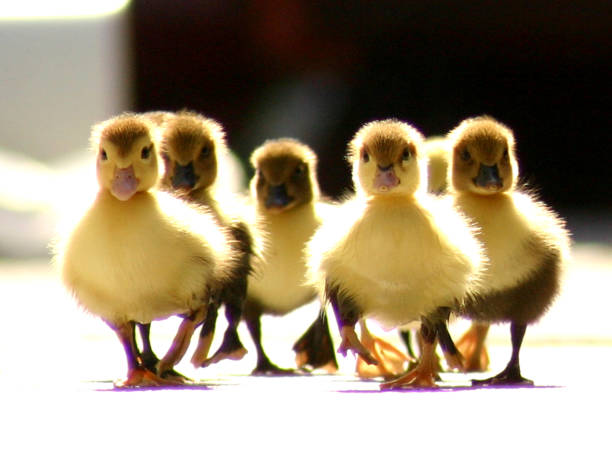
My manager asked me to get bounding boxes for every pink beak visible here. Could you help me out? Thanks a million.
[110,166,139,201]
[373,168,400,192]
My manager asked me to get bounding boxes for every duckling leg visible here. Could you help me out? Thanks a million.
[473,322,533,386]
[190,305,218,367]
[327,285,378,366]
[136,322,159,370]
[456,322,490,372]
[293,309,338,373]
[399,329,418,360]
[157,307,207,378]
[244,300,294,375]
[356,319,412,379]
[199,299,248,367]
[112,321,167,388]
[436,313,465,372]
[380,321,438,389]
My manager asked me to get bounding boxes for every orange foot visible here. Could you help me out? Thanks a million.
[379,366,436,389]
[199,347,248,368]
[114,367,175,388]
[338,325,379,366]
[190,334,214,367]
[356,321,413,379]
[456,323,490,372]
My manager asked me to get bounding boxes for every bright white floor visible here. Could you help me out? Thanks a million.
[0,241,610,458]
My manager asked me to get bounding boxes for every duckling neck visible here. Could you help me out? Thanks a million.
[188,186,215,207]
[455,190,514,210]
[93,189,158,231]
[97,188,153,206]
[259,201,318,232]
[365,193,418,209]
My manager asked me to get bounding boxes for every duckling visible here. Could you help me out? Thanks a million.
[306,119,485,388]
[56,113,236,386]
[153,110,253,369]
[447,115,571,385]
[245,138,338,375]
[423,136,451,195]
[356,136,452,379]
[424,136,493,372]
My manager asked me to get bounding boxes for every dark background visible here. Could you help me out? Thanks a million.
[128,0,611,213]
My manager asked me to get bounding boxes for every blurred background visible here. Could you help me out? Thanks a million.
[0,0,609,255]
[0,2,611,413]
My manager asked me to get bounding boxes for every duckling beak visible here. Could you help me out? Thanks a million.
[474,164,503,191]
[111,165,140,201]
[265,184,293,210]
[373,164,400,192]
[172,161,198,190]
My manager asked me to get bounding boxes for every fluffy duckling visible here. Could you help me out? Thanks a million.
[423,136,450,195]
[447,116,570,385]
[155,110,254,369]
[357,136,452,379]
[424,136,492,372]
[306,119,485,388]
[56,113,236,386]
[245,138,338,375]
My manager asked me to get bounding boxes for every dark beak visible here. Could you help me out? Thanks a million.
[172,161,198,189]
[474,164,503,190]
[265,184,292,209]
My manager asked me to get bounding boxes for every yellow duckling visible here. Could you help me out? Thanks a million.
[357,136,452,379]
[56,113,236,387]
[423,136,451,195]
[245,138,338,374]
[153,110,254,369]
[306,119,485,388]
[447,115,571,385]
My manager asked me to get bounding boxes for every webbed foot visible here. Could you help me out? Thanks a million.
[379,366,436,389]
[356,321,412,379]
[472,365,533,386]
[456,322,490,372]
[200,346,248,368]
[293,312,338,373]
[251,360,298,376]
[338,325,379,366]
[114,367,179,388]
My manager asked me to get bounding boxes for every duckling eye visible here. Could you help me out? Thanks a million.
[141,145,152,159]
[460,149,471,162]
[293,163,306,178]
[100,149,108,161]
[502,147,509,159]
[401,148,412,161]
[362,152,370,163]
[200,145,211,160]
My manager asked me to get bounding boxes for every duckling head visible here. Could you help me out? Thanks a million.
[159,111,226,194]
[250,138,320,214]
[347,119,426,197]
[447,116,518,195]
[92,114,159,201]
